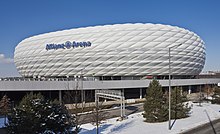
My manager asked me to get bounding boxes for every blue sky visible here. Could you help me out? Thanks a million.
[0,0,220,77]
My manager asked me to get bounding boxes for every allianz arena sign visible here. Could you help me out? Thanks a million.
[46,41,91,50]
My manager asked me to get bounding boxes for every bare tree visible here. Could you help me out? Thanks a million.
[204,84,215,102]
[90,100,108,134]
[0,95,11,125]
[63,79,84,133]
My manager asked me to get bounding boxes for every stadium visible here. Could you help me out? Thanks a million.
[1,23,219,104]
[14,23,205,80]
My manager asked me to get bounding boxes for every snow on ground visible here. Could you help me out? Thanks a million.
[79,102,220,134]
[0,117,7,128]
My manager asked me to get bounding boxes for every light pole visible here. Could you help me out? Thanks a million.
[199,84,202,106]
[168,47,171,130]
[168,44,182,130]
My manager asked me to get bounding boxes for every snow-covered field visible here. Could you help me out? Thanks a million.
[0,117,6,128]
[79,102,220,134]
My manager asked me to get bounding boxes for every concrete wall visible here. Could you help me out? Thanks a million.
[0,78,220,91]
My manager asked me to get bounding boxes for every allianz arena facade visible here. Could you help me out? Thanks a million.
[14,23,206,79]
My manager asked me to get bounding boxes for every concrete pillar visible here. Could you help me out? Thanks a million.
[140,88,142,99]
[123,96,125,117]
[81,90,85,107]
[95,91,97,104]
[188,85,191,94]
[122,89,125,117]
[95,90,99,109]
[120,89,125,118]
[122,89,125,99]
[180,86,183,96]
[59,90,62,105]
[120,97,123,118]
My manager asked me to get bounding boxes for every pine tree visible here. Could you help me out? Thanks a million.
[170,87,191,119]
[0,95,11,125]
[7,93,77,134]
[143,79,168,122]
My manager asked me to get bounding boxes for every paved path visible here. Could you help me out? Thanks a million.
[0,128,6,134]
[183,118,220,134]
[79,103,143,124]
